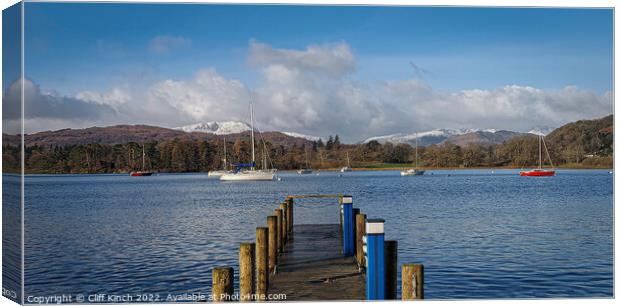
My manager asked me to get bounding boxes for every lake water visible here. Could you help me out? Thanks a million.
[21,169,613,300]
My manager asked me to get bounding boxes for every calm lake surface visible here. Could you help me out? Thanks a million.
[22,169,613,300]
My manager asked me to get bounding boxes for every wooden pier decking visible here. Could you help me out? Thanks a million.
[267,224,365,301]
[210,195,424,302]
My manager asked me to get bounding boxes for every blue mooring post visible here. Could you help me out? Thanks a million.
[365,219,385,300]
[341,195,354,256]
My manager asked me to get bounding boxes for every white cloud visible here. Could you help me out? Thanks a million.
[76,88,131,110]
[12,40,613,142]
[149,35,192,54]
[148,68,250,122]
[248,40,356,77]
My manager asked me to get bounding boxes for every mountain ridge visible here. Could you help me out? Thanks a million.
[362,128,533,147]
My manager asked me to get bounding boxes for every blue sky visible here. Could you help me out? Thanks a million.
[24,4,612,94]
[7,3,614,139]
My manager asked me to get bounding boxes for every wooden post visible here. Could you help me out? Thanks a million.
[402,263,424,300]
[287,197,294,234]
[356,213,366,268]
[384,240,398,300]
[212,266,234,302]
[280,203,288,243]
[267,216,278,273]
[352,208,360,256]
[239,243,255,302]
[275,209,283,253]
[256,227,269,300]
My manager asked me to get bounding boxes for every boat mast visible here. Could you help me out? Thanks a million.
[541,136,555,169]
[142,145,146,170]
[415,133,418,169]
[347,152,351,167]
[305,150,309,168]
[539,135,542,169]
[250,98,255,170]
[263,147,267,170]
[223,135,227,170]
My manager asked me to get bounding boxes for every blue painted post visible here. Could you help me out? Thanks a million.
[365,219,385,300]
[341,195,354,256]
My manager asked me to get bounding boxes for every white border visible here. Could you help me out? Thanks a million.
[0,1,616,306]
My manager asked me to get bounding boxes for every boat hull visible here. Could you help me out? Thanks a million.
[340,167,352,172]
[401,169,425,176]
[220,171,276,181]
[208,170,232,177]
[130,171,153,176]
[520,169,555,177]
[298,169,313,174]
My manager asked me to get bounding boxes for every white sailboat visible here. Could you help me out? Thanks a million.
[208,135,233,177]
[220,98,276,181]
[401,133,425,176]
[340,152,353,172]
[298,149,313,174]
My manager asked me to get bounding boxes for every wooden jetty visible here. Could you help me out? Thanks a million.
[211,195,424,302]
[267,224,364,300]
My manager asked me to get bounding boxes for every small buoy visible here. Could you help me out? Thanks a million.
[277,177,282,181]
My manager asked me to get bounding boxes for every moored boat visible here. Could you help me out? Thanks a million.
[220,97,278,181]
[340,152,353,172]
[298,150,313,174]
[130,145,153,176]
[208,136,233,177]
[401,169,425,176]
[519,169,555,176]
[520,134,555,177]
[401,132,425,176]
[220,168,276,181]
[130,170,153,177]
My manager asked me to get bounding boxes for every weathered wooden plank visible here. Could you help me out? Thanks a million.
[267,224,365,301]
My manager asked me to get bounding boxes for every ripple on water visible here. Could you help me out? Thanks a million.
[21,170,612,299]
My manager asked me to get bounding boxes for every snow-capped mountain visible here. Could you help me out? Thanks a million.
[363,128,531,147]
[281,132,322,141]
[528,126,555,136]
[176,121,251,135]
[363,128,478,146]
[176,121,322,141]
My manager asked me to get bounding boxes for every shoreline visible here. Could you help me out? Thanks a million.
[14,166,613,175]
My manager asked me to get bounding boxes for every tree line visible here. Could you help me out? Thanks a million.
[2,128,612,174]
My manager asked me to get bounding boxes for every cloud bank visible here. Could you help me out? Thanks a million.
[8,40,613,141]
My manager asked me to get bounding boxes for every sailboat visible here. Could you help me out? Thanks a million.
[220,99,276,181]
[208,136,233,177]
[130,144,153,176]
[340,152,353,172]
[298,149,313,174]
[401,133,425,176]
[520,134,555,177]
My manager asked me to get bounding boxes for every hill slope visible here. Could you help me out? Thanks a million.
[4,125,312,148]
[545,115,613,162]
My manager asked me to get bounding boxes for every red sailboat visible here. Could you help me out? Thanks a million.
[130,145,153,176]
[520,134,555,177]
